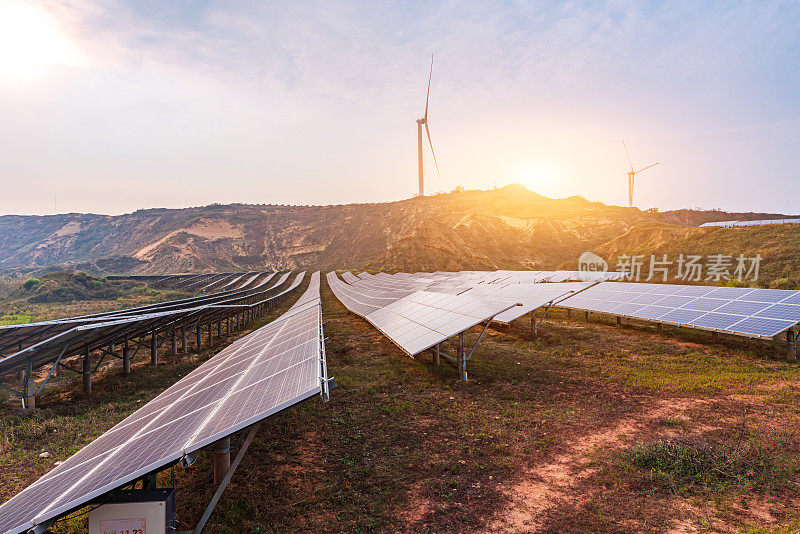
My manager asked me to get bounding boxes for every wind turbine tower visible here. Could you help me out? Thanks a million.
[417,55,440,196]
[622,140,659,208]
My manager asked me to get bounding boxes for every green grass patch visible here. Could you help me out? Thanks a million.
[623,427,800,496]
[0,313,34,325]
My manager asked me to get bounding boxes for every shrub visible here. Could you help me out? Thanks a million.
[770,277,796,290]
[22,278,40,291]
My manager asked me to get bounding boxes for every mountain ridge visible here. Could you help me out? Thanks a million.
[1,185,797,286]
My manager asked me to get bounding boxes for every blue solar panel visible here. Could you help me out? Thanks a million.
[653,295,697,308]
[729,317,797,338]
[703,287,755,299]
[755,304,800,322]
[558,280,799,339]
[630,293,668,305]
[607,293,638,303]
[636,306,672,320]
[737,289,796,303]
[592,301,628,314]
[673,286,716,297]
[680,298,728,312]
[659,308,707,324]
[612,303,648,316]
[713,301,771,316]
[646,285,685,295]
[779,292,800,306]
[691,313,745,330]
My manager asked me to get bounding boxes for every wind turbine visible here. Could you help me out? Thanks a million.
[622,140,659,207]
[416,55,440,196]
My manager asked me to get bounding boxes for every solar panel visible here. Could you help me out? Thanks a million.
[0,272,327,534]
[459,282,590,324]
[328,273,519,356]
[559,281,800,339]
[341,271,361,284]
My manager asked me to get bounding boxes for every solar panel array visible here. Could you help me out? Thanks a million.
[558,282,800,339]
[0,272,327,534]
[0,272,278,355]
[699,219,800,228]
[332,270,800,342]
[0,271,300,395]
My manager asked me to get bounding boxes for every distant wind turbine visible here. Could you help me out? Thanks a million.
[622,140,659,208]
[416,55,441,196]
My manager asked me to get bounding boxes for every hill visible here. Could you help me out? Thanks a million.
[0,185,796,287]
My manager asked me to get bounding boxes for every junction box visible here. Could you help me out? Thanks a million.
[88,489,175,534]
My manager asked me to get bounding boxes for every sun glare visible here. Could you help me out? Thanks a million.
[0,0,85,83]
[514,168,556,195]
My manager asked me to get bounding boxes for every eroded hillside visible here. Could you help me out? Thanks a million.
[0,185,796,284]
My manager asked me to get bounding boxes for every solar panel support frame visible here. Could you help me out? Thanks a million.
[188,421,262,534]
[458,333,466,381]
[788,329,798,362]
[318,303,331,402]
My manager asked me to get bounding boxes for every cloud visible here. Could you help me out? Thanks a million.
[0,0,798,214]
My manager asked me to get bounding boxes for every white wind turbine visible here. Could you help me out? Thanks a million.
[623,139,659,207]
[416,55,441,196]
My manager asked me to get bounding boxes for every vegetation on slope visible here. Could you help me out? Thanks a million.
[1,185,796,277]
[0,271,190,323]
[597,222,800,288]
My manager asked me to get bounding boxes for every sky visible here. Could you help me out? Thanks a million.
[0,0,798,216]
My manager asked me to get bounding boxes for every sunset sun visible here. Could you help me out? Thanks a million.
[514,167,556,194]
[0,0,84,83]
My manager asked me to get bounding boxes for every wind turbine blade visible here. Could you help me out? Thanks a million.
[633,162,660,174]
[424,54,433,120]
[622,139,634,172]
[425,122,441,180]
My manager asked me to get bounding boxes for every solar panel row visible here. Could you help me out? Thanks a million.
[0,272,328,534]
[0,272,298,375]
[340,271,800,342]
[0,272,279,357]
[327,272,518,356]
[0,273,302,406]
[699,219,800,228]
[558,282,800,339]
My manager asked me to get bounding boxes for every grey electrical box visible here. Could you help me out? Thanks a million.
[88,489,175,534]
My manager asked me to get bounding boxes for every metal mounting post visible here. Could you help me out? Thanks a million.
[788,330,797,362]
[83,343,92,397]
[457,332,467,381]
[23,359,35,412]
[616,316,622,326]
[151,329,158,366]
[433,344,441,366]
[212,437,231,486]
[123,338,131,375]
[181,323,187,354]
[191,423,262,534]
[196,324,202,352]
